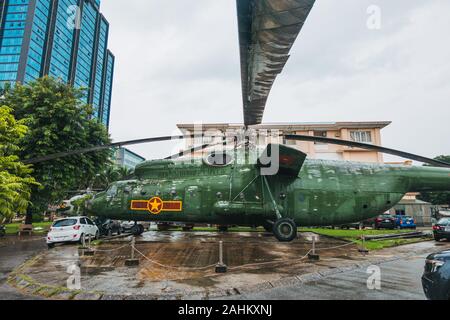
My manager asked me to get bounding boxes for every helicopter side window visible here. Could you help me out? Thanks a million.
[106,185,118,198]
[205,152,233,167]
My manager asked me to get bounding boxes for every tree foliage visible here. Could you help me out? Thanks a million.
[92,164,134,190]
[2,77,112,216]
[418,155,450,206]
[0,106,38,223]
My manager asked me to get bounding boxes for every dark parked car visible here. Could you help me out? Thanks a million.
[433,218,450,242]
[0,225,5,237]
[374,214,396,229]
[422,249,450,300]
[94,219,122,237]
[338,217,380,230]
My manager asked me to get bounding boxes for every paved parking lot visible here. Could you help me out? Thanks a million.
[1,233,449,300]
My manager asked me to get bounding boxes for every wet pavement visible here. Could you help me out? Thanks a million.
[224,252,429,300]
[0,236,46,300]
[222,240,450,300]
[7,231,361,298]
[1,231,449,300]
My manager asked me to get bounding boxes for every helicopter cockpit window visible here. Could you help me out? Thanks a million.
[205,152,233,167]
[106,185,118,198]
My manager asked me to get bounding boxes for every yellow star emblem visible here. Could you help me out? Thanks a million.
[148,197,163,214]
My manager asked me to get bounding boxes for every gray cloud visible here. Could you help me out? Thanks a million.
[101,0,450,162]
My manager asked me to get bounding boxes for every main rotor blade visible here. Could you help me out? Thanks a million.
[165,144,212,160]
[284,134,450,168]
[237,0,316,126]
[165,137,230,160]
[23,135,208,165]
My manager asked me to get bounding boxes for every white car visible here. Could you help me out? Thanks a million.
[47,216,99,249]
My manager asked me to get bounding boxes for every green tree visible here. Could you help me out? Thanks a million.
[90,165,134,190]
[116,166,134,181]
[0,106,38,223]
[92,165,120,190]
[2,77,111,221]
[418,155,450,206]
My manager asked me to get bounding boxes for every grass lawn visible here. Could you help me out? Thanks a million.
[300,228,431,250]
[4,222,52,235]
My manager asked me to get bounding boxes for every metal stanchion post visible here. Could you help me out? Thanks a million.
[84,234,95,256]
[215,241,228,273]
[131,237,135,260]
[358,235,369,255]
[308,235,320,261]
[125,236,139,266]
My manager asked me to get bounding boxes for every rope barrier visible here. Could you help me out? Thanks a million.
[91,244,131,252]
[228,250,313,271]
[133,246,218,271]
[314,241,357,251]
[88,236,358,271]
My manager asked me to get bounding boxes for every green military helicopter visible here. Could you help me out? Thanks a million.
[26,0,450,242]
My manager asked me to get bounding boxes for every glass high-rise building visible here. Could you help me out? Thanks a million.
[0,0,114,128]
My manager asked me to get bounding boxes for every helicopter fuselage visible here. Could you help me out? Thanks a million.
[89,154,450,228]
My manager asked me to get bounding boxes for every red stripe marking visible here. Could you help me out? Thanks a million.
[163,202,182,210]
[131,201,148,209]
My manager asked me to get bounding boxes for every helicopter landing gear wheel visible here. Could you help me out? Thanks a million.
[273,218,297,242]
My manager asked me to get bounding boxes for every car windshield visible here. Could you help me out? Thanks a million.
[53,219,77,227]
[437,218,450,225]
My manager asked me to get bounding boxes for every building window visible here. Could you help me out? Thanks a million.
[283,136,297,146]
[314,131,327,145]
[350,131,372,143]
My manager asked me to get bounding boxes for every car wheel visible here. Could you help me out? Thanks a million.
[95,231,99,240]
[117,228,121,235]
[47,243,55,249]
[434,237,441,242]
[79,233,85,245]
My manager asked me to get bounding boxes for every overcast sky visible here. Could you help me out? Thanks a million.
[100,0,450,162]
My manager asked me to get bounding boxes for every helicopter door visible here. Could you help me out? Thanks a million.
[184,186,202,219]
[271,176,290,218]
